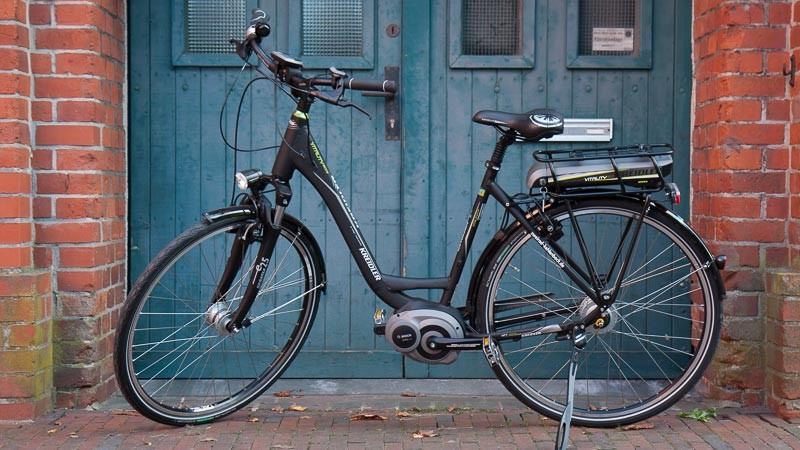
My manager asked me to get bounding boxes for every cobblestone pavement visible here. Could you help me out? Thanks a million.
[1,390,799,450]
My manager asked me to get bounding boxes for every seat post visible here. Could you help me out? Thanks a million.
[490,133,515,167]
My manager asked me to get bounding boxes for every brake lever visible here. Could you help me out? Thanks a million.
[312,89,371,119]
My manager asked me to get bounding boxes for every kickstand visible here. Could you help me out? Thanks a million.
[555,328,586,450]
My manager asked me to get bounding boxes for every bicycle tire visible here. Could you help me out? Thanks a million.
[114,212,324,426]
[476,197,722,427]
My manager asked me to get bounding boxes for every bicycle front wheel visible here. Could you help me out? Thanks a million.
[477,197,721,427]
[114,212,324,425]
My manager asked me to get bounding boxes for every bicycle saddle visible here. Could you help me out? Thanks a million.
[472,108,564,142]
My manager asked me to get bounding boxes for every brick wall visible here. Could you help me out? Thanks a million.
[764,0,800,419]
[692,0,798,418]
[0,0,126,419]
[0,0,52,421]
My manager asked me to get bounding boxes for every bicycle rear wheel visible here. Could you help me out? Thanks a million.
[114,212,324,425]
[477,197,721,427]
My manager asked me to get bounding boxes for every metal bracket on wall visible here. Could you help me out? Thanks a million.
[362,66,400,140]
[784,54,796,87]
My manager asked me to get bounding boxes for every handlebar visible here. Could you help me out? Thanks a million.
[246,32,397,94]
[245,28,396,95]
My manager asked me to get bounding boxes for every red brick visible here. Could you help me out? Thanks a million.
[0,375,41,399]
[718,123,786,146]
[723,269,765,291]
[55,3,105,28]
[32,246,51,268]
[57,269,105,292]
[53,364,101,389]
[767,197,789,219]
[718,27,786,51]
[0,48,27,71]
[717,75,786,98]
[716,220,784,243]
[34,221,101,244]
[0,222,31,244]
[0,147,28,168]
[0,0,27,22]
[723,294,760,317]
[0,247,31,269]
[0,196,29,218]
[0,72,30,96]
[0,399,50,421]
[767,323,800,348]
[767,99,790,121]
[768,3,791,25]
[34,76,101,99]
[55,53,107,77]
[31,149,51,170]
[0,172,31,194]
[36,173,102,195]
[707,196,761,218]
[35,28,100,51]
[33,195,51,219]
[0,97,29,120]
[29,3,51,25]
[694,171,786,194]
[36,124,101,147]
[767,349,800,373]
[766,246,789,268]
[56,101,105,123]
[0,121,30,145]
[765,148,789,170]
[29,53,51,75]
[56,197,105,219]
[0,23,29,46]
[31,100,51,121]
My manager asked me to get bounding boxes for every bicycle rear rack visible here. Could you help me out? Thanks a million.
[528,144,675,198]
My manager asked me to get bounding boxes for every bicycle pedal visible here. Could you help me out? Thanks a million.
[373,309,386,336]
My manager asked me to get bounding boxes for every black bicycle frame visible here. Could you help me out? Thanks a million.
[248,98,604,315]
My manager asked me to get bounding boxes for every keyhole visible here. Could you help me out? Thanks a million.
[386,23,400,38]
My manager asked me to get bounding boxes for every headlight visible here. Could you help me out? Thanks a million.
[234,169,263,191]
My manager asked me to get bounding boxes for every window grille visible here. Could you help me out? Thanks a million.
[461,0,521,56]
[302,0,363,57]
[186,0,246,54]
[578,0,639,56]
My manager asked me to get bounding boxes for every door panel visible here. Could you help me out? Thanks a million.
[129,0,691,378]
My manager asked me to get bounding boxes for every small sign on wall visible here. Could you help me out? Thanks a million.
[591,28,634,52]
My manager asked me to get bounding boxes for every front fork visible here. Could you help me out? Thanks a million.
[210,193,285,333]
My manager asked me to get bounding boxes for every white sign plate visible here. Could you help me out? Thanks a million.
[592,28,634,52]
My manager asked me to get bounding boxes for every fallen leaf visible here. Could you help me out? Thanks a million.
[144,442,152,446]
[69,432,79,439]
[410,406,422,412]
[288,405,307,412]
[299,416,311,419]
[448,405,455,413]
[47,429,57,434]
[250,407,259,412]
[401,392,426,397]
[622,422,655,431]
[395,411,412,418]
[53,421,61,426]
[271,406,284,413]
[112,410,140,416]
[199,437,217,442]
[412,430,438,439]
[273,390,292,397]
[247,417,260,423]
[350,413,388,421]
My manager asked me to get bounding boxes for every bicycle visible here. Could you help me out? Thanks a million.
[114,12,725,434]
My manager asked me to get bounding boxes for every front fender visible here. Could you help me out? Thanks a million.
[201,205,327,294]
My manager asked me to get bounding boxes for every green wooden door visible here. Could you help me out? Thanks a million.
[129,0,691,378]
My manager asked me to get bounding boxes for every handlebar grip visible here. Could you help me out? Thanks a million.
[345,78,397,94]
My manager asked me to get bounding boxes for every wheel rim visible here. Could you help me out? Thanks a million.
[486,205,717,424]
[124,221,319,420]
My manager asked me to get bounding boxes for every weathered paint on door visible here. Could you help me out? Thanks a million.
[129,0,691,378]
